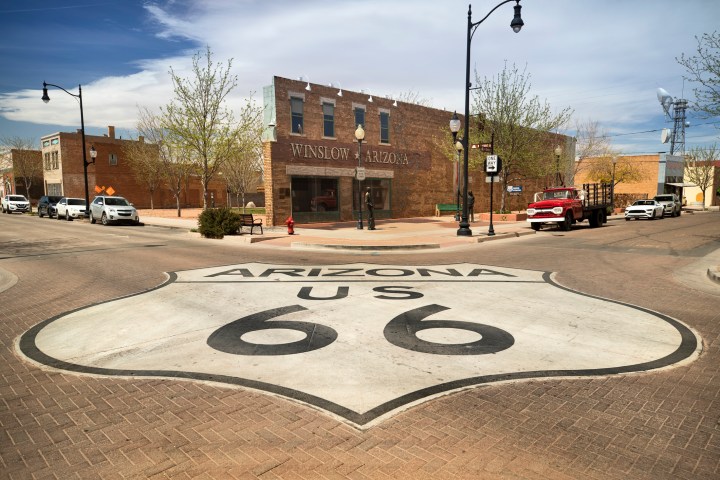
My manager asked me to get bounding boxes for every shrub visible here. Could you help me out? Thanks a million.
[198,207,241,239]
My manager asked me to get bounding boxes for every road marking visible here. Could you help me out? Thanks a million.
[19,263,701,428]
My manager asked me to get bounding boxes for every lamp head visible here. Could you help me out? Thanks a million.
[41,82,50,103]
[455,139,464,153]
[355,124,365,142]
[554,145,562,157]
[90,145,97,159]
[510,1,524,33]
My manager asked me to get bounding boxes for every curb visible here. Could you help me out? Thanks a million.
[707,267,720,285]
[291,242,441,251]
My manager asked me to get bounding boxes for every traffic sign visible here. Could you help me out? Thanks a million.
[485,155,499,173]
[356,167,366,181]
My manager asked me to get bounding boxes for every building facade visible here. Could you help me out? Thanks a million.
[40,126,228,208]
[0,149,43,201]
[261,76,573,226]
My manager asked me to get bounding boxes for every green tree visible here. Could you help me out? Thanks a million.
[472,63,573,210]
[684,144,718,209]
[162,46,239,209]
[677,31,720,119]
[586,156,643,189]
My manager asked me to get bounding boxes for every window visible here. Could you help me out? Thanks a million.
[109,153,118,166]
[44,153,51,170]
[380,111,390,144]
[51,151,58,169]
[291,97,304,134]
[353,178,391,212]
[323,102,335,138]
[354,107,365,130]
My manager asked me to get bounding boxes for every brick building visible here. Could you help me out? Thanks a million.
[40,126,228,208]
[0,148,44,201]
[261,76,573,226]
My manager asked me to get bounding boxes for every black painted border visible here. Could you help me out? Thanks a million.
[18,265,700,428]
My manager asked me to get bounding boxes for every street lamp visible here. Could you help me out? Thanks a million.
[455,1,524,237]
[355,124,365,230]
[455,138,464,221]
[42,81,93,216]
[554,145,562,186]
[611,156,618,212]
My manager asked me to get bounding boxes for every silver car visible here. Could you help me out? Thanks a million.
[89,196,140,225]
[653,194,681,217]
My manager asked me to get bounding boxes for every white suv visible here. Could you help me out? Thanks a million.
[89,196,140,225]
[1,194,30,214]
[653,194,681,217]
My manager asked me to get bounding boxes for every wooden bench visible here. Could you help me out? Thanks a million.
[435,204,459,216]
[239,214,263,234]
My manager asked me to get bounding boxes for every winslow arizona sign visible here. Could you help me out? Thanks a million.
[19,263,700,428]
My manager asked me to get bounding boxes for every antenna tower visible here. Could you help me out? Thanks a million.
[656,88,689,156]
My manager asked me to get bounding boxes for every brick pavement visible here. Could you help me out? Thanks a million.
[1,212,719,479]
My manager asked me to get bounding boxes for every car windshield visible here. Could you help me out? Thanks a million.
[654,196,672,201]
[635,200,654,206]
[68,199,85,205]
[105,197,129,206]
[543,190,571,200]
[8,195,26,201]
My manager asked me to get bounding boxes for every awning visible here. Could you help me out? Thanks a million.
[666,183,697,187]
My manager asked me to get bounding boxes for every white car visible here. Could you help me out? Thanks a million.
[1,194,30,214]
[625,199,664,221]
[89,195,140,225]
[56,197,87,220]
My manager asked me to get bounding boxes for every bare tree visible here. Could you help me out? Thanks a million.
[163,46,239,208]
[223,96,263,211]
[123,133,163,209]
[472,62,573,211]
[677,31,720,119]
[573,120,619,178]
[1,136,42,209]
[684,144,718,209]
[586,156,643,188]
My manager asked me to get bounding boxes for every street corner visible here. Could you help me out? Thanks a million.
[18,263,701,428]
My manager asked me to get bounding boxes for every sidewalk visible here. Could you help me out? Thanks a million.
[136,209,536,251]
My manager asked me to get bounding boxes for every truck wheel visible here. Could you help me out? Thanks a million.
[560,212,572,231]
[531,223,541,231]
[589,210,599,228]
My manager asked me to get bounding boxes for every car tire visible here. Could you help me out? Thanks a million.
[677,209,681,216]
[531,223,541,231]
[101,212,109,225]
[38,209,44,218]
[90,212,96,224]
[66,211,72,221]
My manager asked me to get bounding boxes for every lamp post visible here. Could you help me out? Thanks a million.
[455,138,463,221]
[355,124,365,229]
[554,145,562,186]
[611,156,617,212]
[42,81,94,216]
[455,1,524,236]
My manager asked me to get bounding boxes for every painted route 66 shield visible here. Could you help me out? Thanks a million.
[20,263,700,428]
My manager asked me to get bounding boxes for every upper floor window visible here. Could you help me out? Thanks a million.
[44,153,51,170]
[51,151,59,169]
[290,97,304,134]
[322,102,335,138]
[354,107,365,131]
[380,111,390,144]
[109,153,118,166]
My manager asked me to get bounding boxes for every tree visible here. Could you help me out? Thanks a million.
[677,31,720,119]
[223,96,263,211]
[1,137,42,209]
[573,120,618,179]
[684,144,717,209]
[586,156,643,188]
[162,46,239,208]
[472,63,573,211]
[123,131,164,209]
[135,107,194,217]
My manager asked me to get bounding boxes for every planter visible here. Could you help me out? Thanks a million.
[479,212,527,222]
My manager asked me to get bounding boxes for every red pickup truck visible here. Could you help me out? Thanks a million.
[526,183,612,231]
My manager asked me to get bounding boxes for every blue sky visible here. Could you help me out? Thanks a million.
[1,0,719,155]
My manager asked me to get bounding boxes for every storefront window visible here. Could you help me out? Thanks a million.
[291,176,340,222]
[353,178,391,216]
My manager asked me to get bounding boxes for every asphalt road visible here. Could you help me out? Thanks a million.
[1,212,718,479]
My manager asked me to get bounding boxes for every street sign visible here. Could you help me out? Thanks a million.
[356,167,366,181]
[485,155,499,173]
[485,175,500,183]
[507,185,523,193]
[471,143,493,152]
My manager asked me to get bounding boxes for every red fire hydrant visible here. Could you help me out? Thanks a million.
[285,216,295,235]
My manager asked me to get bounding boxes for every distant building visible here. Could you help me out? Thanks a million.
[40,126,227,208]
[0,148,43,201]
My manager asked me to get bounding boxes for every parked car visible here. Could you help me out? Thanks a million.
[89,196,140,225]
[653,193,682,217]
[625,199,664,220]
[1,194,30,214]
[56,197,87,221]
[37,195,63,218]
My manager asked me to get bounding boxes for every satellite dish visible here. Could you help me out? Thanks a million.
[660,128,671,144]
[657,87,673,116]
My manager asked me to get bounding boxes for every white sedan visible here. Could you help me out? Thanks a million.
[56,197,87,220]
[625,199,664,221]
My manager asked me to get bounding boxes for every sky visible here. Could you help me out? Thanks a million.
[0,0,718,156]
